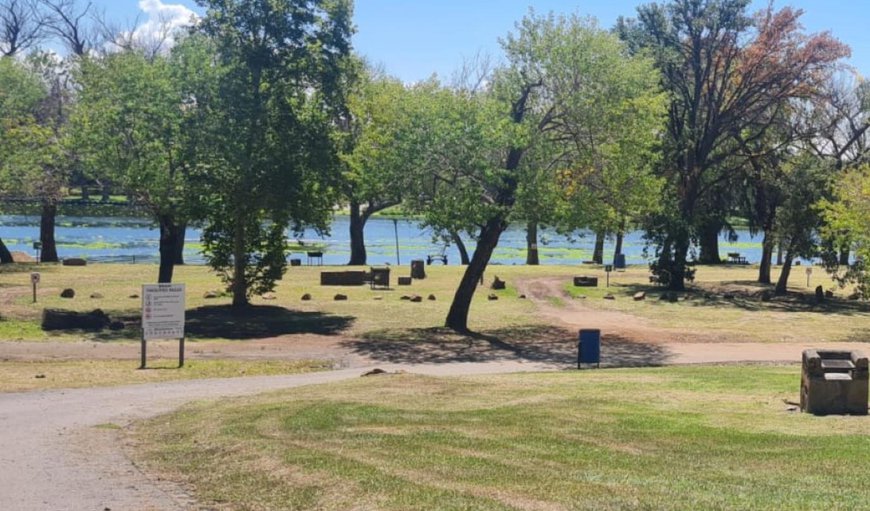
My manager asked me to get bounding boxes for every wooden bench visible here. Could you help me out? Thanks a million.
[307,251,323,266]
[426,254,448,265]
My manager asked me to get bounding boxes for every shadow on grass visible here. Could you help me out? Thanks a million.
[344,325,670,368]
[0,262,60,274]
[617,282,869,315]
[79,305,355,342]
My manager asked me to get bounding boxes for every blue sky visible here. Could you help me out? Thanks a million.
[92,0,869,81]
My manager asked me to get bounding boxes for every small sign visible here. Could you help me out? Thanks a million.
[605,265,613,273]
[30,272,40,284]
[805,267,813,275]
[32,241,42,250]
[142,284,186,340]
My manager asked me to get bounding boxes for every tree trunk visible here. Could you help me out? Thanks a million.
[758,228,774,284]
[526,221,539,265]
[668,238,689,291]
[445,218,506,333]
[81,185,90,201]
[40,202,59,263]
[775,246,794,296]
[451,232,470,265]
[101,184,110,203]
[592,231,605,264]
[613,229,624,264]
[348,201,367,265]
[158,215,183,283]
[697,221,721,264]
[231,220,248,307]
[776,244,784,266]
[173,223,186,265]
[839,247,850,266]
[0,238,13,264]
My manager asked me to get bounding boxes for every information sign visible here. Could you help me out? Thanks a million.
[142,284,186,340]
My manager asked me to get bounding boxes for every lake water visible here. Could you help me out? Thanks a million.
[0,214,765,266]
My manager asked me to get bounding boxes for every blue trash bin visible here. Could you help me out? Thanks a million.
[614,253,626,269]
[578,329,601,368]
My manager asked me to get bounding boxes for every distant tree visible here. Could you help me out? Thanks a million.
[628,0,848,290]
[820,164,870,297]
[0,0,46,56]
[190,0,353,307]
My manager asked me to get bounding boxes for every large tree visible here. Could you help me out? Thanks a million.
[74,44,198,282]
[190,0,352,307]
[629,0,848,290]
[402,13,664,332]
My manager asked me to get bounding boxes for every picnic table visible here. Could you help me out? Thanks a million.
[727,252,748,265]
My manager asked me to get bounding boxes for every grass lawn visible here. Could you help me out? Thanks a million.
[1,359,331,392]
[1,261,866,345]
[133,365,870,510]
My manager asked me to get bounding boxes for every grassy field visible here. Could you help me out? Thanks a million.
[133,365,870,510]
[0,359,331,392]
[0,261,866,345]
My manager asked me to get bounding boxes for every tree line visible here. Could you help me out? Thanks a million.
[2,0,869,333]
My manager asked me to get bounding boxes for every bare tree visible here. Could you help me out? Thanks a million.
[40,0,98,56]
[0,0,45,56]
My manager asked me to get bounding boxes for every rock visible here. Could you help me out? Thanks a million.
[400,295,411,301]
[373,296,383,301]
[825,290,834,299]
[261,292,277,301]
[848,292,861,301]
[409,295,423,303]
[128,294,139,299]
[519,294,527,299]
[815,285,824,303]
[491,276,506,290]
[301,293,312,301]
[603,294,616,300]
[334,294,348,301]
[10,251,35,263]
[62,257,87,267]
[108,321,125,331]
[60,288,75,299]
[203,291,221,299]
[361,368,388,377]
[90,292,104,299]
[34,374,45,379]
[633,292,646,301]
[573,276,598,287]
[42,308,110,331]
[488,294,498,301]
[427,294,436,301]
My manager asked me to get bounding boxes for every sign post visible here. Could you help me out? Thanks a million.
[805,267,813,288]
[30,272,40,303]
[141,283,186,369]
[32,241,41,264]
[604,264,613,287]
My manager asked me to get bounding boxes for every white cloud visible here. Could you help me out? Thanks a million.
[122,0,198,54]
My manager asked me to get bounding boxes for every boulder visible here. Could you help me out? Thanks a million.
[261,292,277,301]
[90,292,104,299]
[427,294,436,301]
[373,296,383,301]
[60,288,75,299]
[825,290,834,299]
[10,251,35,263]
[42,308,110,331]
[62,258,87,267]
[400,295,412,301]
[633,292,646,301]
[203,290,221,299]
[491,276,506,290]
[409,295,423,303]
[301,293,312,301]
[519,294,527,299]
[334,294,348,301]
[815,285,825,303]
[603,294,616,300]
[129,294,139,299]
[487,294,498,301]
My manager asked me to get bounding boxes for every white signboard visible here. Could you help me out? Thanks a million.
[142,284,186,340]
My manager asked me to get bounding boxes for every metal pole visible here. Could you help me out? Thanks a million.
[179,337,185,368]
[140,333,146,369]
[393,219,401,265]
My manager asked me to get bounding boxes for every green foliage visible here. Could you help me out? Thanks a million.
[820,164,870,296]
[189,0,353,305]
